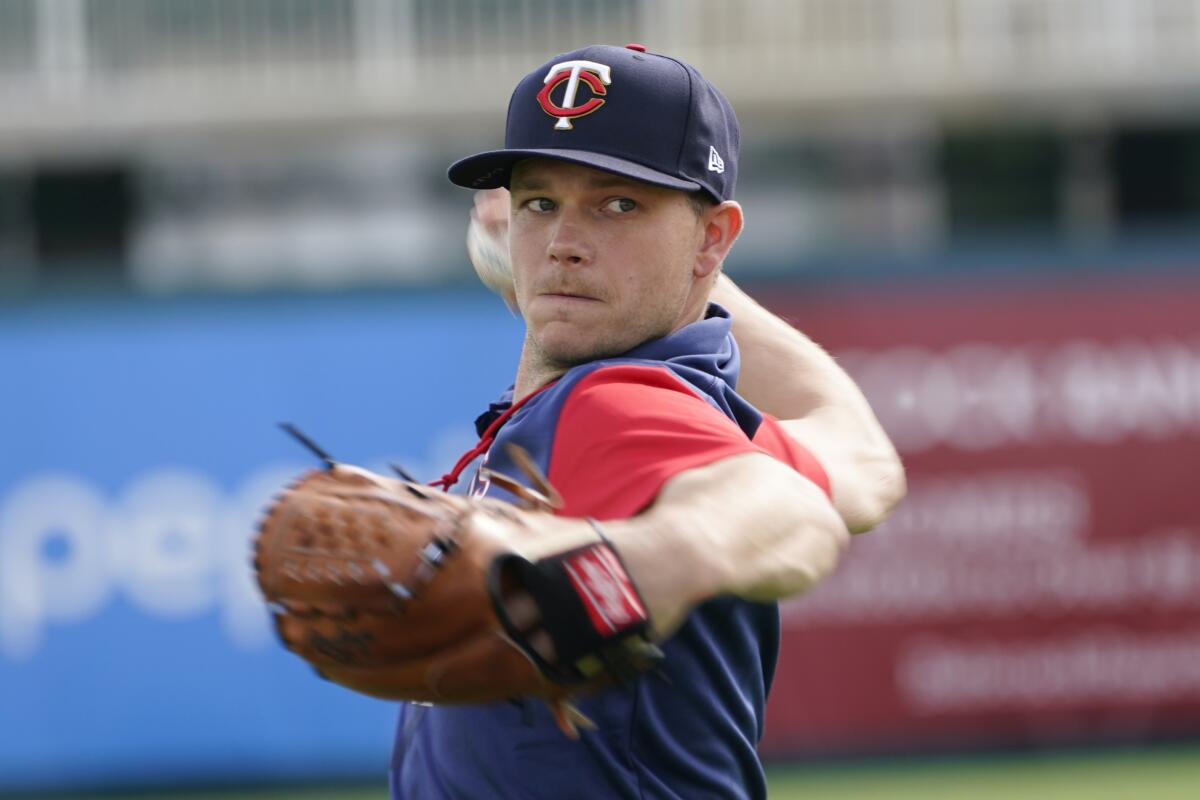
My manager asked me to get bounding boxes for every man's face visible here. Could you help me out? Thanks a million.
[508,159,706,370]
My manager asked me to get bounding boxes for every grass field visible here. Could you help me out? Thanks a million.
[30,743,1200,799]
[765,745,1200,799]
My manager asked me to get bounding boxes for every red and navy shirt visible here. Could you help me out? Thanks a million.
[391,304,829,800]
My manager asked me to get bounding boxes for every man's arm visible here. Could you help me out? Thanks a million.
[512,366,853,642]
[710,275,905,533]
[604,451,847,638]
[509,450,846,643]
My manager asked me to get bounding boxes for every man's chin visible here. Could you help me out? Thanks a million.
[537,336,628,369]
[533,320,672,367]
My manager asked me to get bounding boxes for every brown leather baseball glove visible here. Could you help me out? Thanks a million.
[253,457,662,735]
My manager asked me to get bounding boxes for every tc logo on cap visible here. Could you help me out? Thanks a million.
[536,60,612,130]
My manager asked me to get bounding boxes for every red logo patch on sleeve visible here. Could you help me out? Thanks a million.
[562,544,647,635]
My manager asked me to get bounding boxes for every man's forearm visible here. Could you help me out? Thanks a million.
[711,275,905,532]
[603,452,848,639]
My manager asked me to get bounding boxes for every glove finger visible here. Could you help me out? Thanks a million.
[318,630,555,705]
[274,607,494,667]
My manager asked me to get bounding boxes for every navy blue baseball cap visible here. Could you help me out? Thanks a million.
[448,43,739,202]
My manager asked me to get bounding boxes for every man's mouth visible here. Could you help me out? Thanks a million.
[540,290,598,301]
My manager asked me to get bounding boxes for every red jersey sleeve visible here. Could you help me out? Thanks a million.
[548,365,830,519]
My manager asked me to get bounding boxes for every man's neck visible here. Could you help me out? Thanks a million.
[512,296,716,401]
[513,342,567,401]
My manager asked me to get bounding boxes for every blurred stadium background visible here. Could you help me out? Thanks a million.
[2,1,1199,797]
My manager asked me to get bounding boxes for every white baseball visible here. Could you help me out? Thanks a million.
[466,188,517,310]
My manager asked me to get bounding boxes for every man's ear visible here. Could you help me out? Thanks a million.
[694,201,744,278]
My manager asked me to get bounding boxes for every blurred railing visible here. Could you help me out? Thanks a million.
[4,0,1200,139]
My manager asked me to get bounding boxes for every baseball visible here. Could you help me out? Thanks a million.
[466,188,517,310]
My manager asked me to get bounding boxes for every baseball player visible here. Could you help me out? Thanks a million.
[379,43,905,799]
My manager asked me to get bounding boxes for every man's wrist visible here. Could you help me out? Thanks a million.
[600,506,723,640]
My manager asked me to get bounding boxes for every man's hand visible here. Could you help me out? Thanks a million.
[466,188,516,309]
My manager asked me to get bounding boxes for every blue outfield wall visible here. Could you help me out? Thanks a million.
[0,288,524,793]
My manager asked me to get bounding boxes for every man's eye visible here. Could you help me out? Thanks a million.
[605,198,637,213]
[523,198,556,212]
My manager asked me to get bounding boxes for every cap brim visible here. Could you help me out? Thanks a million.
[448,148,701,193]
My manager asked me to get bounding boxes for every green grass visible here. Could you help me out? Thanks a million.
[766,746,1200,800]
[22,744,1200,800]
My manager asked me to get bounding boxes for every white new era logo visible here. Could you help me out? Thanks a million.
[708,145,725,174]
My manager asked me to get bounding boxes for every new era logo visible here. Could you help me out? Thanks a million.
[708,146,725,174]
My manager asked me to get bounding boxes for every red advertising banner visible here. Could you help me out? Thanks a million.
[758,274,1200,755]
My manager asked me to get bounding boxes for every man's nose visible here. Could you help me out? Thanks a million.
[546,212,593,266]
